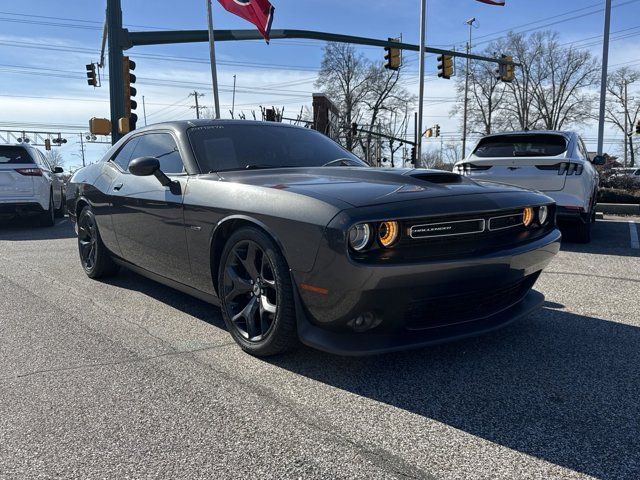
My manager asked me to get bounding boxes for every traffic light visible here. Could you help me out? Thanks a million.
[44,139,51,151]
[86,63,98,87]
[384,38,402,71]
[351,122,358,136]
[636,120,640,135]
[435,125,441,138]
[437,55,454,80]
[497,54,515,83]
[424,128,433,138]
[122,56,138,131]
[410,146,416,166]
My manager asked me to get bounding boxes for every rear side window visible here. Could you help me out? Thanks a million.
[473,134,567,158]
[0,146,34,164]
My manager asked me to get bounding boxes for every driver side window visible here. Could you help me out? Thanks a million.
[111,137,140,172]
[131,133,185,174]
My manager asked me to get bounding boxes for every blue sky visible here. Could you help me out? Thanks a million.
[1,0,639,168]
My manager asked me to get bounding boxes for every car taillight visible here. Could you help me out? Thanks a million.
[15,168,43,176]
[557,162,583,175]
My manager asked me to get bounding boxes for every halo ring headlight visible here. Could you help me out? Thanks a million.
[378,221,399,248]
[523,207,534,227]
[348,223,371,251]
[538,205,549,225]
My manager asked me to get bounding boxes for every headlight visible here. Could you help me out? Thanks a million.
[348,223,371,251]
[523,207,534,227]
[378,221,399,248]
[538,205,548,225]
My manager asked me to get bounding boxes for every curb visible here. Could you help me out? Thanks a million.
[596,203,640,215]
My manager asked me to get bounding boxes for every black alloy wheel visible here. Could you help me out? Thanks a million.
[223,240,278,341]
[77,206,119,279]
[78,212,98,272]
[219,227,298,356]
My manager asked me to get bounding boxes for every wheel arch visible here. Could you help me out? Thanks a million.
[75,197,90,220]
[209,215,289,296]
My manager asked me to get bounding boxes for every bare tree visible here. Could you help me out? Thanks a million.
[605,67,640,166]
[453,42,507,136]
[530,32,599,130]
[315,43,372,151]
[46,149,64,169]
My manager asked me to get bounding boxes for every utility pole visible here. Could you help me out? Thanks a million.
[597,0,612,156]
[79,134,86,167]
[142,95,148,126]
[462,17,477,159]
[206,0,221,119]
[624,80,629,167]
[417,0,427,165]
[189,91,205,119]
[232,74,237,118]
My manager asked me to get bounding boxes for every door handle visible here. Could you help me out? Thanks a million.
[113,183,124,191]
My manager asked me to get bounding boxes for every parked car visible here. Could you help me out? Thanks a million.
[454,131,604,243]
[611,167,640,185]
[0,144,66,226]
[66,120,560,356]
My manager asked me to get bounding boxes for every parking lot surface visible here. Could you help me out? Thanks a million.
[1,217,639,479]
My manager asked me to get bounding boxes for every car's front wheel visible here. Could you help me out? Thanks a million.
[77,206,119,278]
[218,227,298,356]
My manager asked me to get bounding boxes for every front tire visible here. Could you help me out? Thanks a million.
[77,206,119,279]
[218,227,298,357]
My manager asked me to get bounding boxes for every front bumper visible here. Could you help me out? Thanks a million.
[292,228,561,355]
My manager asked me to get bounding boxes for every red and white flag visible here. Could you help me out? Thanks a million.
[476,0,506,5]
[217,0,275,43]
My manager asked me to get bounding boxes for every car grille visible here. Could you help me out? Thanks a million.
[403,273,539,330]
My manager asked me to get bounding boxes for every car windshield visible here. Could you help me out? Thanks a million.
[473,134,567,158]
[0,146,34,164]
[188,124,367,172]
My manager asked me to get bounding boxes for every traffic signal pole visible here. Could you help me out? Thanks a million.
[597,0,612,156]
[107,0,125,143]
[416,0,427,167]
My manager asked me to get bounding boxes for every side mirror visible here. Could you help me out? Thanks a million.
[592,155,606,166]
[53,166,64,174]
[129,156,173,187]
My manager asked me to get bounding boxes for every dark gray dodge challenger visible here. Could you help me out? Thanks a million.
[67,120,561,356]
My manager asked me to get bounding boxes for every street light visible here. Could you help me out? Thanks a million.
[462,17,477,159]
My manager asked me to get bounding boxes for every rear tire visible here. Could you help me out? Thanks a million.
[218,227,298,357]
[39,190,55,227]
[77,206,119,279]
[572,220,592,244]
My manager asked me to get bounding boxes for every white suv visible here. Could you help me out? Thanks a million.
[0,144,66,226]
[454,131,603,243]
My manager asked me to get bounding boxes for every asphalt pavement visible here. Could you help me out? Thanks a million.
[1,216,639,479]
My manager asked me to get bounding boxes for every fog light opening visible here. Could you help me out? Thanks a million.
[348,312,380,333]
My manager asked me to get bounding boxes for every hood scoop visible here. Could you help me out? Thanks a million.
[410,172,463,184]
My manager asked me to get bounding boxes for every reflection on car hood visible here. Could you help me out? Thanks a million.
[210,167,531,208]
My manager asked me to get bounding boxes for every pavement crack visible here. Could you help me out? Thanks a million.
[1,343,235,381]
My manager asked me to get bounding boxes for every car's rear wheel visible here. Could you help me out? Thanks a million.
[218,227,298,356]
[77,206,119,278]
[39,190,55,227]
[571,219,592,243]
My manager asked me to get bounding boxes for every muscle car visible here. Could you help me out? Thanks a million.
[67,120,561,356]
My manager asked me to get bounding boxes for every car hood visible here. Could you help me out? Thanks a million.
[211,167,534,208]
